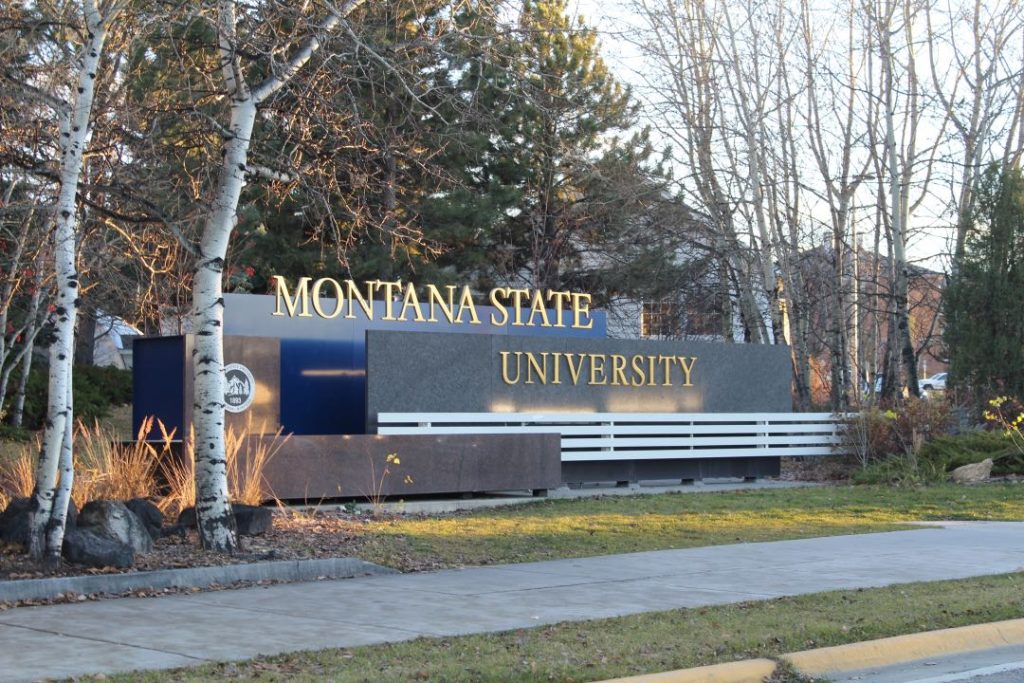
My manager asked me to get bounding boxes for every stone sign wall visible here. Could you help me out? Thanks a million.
[365,331,792,430]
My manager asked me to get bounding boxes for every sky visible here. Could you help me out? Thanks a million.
[563,0,959,271]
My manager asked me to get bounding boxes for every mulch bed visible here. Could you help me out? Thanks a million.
[0,507,442,608]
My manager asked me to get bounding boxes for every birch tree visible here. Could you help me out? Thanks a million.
[1,0,127,564]
[189,0,364,552]
[925,0,1024,265]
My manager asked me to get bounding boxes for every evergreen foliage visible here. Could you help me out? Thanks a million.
[945,165,1024,401]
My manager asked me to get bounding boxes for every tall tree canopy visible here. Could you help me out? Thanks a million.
[945,164,1024,402]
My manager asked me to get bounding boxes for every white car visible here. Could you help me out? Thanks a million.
[919,372,947,392]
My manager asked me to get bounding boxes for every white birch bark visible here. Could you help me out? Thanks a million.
[191,0,359,551]
[29,0,117,564]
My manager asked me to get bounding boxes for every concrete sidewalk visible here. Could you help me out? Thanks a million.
[2,521,1023,682]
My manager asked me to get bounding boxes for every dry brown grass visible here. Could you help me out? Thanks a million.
[0,415,285,517]
[158,425,194,517]
[71,417,172,510]
[159,417,288,516]
[0,441,37,510]
[226,418,289,506]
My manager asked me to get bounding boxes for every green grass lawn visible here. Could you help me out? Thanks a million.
[351,482,1024,570]
[92,571,1024,682]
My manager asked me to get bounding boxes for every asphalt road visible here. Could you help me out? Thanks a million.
[832,647,1024,683]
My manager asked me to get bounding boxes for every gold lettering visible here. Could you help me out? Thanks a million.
[630,354,647,387]
[489,287,510,326]
[273,276,312,318]
[311,277,344,319]
[426,284,457,323]
[500,351,522,384]
[571,293,594,329]
[658,355,674,385]
[589,353,608,385]
[564,353,586,385]
[455,285,481,324]
[548,290,571,327]
[399,283,426,322]
[610,354,627,386]
[526,289,552,327]
[648,355,657,386]
[379,280,402,320]
[525,352,548,384]
[550,352,563,384]
[344,279,374,319]
[509,288,530,326]
[676,356,697,386]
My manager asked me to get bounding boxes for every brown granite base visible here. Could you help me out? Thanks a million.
[252,433,561,500]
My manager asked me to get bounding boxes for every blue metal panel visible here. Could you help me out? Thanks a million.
[280,338,361,435]
[132,294,610,436]
[132,336,185,440]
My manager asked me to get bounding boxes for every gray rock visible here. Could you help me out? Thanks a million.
[951,458,994,484]
[176,506,196,528]
[233,504,273,536]
[0,498,77,548]
[62,527,134,568]
[78,500,153,553]
[125,498,164,540]
[177,504,271,536]
[0,497,32,547]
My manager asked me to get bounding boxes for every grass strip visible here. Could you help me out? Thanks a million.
[95,571,1024,682]
[353,482,1024,570]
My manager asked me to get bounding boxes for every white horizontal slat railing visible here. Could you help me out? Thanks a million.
[376,412,847,462]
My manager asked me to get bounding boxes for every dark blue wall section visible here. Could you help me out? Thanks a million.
[280,339,364,435]
[220,293,606,435]
[134,293,609,438]
[132,335,185,440]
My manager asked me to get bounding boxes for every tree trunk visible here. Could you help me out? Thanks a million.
[74,307,97,367]
[191,97,257,553]
[29,2,110,564]
[8,265,45,428]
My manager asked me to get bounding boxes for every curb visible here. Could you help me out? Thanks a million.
[601,659,777,682]
[783,618,1024,676]
[0,557,397,603]
[600,618,1024,683]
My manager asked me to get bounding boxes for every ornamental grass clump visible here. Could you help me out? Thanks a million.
[72,417,171,510]
[160,417,288,516]
[0,442,37,510]
[226,417,289,506]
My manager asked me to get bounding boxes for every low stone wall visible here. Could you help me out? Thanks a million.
[251,433,562,500]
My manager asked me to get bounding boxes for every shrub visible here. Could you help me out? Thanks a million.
[0,424,32,442]
[10,364,132,431]
[843,398,952,467]
[854,430,1020,485]
[984,395,1024,456]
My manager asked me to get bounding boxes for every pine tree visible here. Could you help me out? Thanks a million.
[945,164,1024,402]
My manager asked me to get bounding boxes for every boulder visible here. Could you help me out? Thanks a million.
[0,498,77,548]
[233,504,273,536]
[125,498,164,540]
[78,500,153,553]
[176,506,196,529]
[0,497,32,547]
[175,504,272,536]
[62,527,134,568]
[951,458,994,484]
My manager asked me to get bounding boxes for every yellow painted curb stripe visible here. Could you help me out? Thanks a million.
[599,658,777,683]
[784,618,1024,676]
